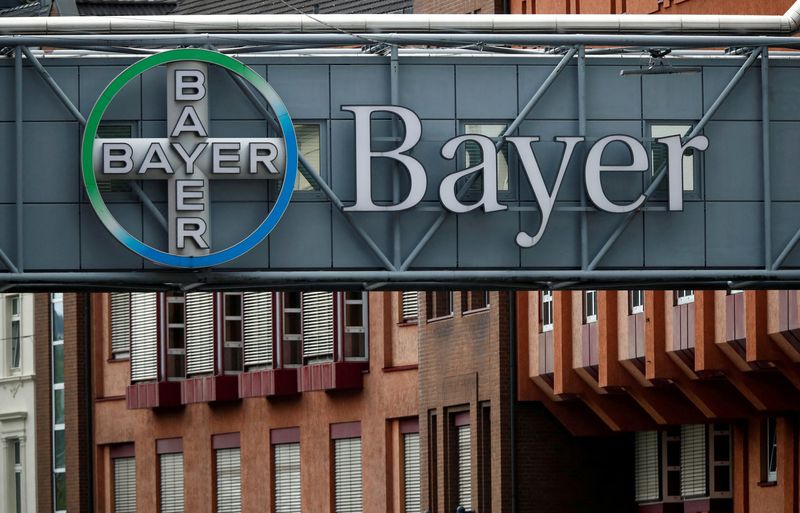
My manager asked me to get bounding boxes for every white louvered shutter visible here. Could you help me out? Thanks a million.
[111,293,131,357]
[334,437,363,513]
[159,453,184,513]
[216,448,241,513]
[243,292,273,367]
[635,431,660,502]
[401,292,419,322]
[113,457,136,513]
[274,443,301,513]
[680,425,707,498]
[403,433,421,513]
[130,293,157,382]
[302,292,334,360]
[457,425,472,510]
[186,292,215,376]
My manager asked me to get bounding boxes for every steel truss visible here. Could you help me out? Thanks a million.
[0,32,798,290]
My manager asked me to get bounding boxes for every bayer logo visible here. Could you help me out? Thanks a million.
[81,49,298,269]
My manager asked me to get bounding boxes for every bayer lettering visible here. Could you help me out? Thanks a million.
[343,106,709,249]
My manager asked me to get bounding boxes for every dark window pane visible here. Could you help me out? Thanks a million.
[345,303,363,328]
[52,301,64,341]
[54,389,65,425]
[225,293,242,317]
[344,333,366,359]
[54,429,66,469]
[284,292,301,309]
[167,354,185,379]
[714,434,730,462]
[282,339,301,366]
[667,470,681,497]
[55,472,67,510]
[714,466,731,492]
[168,301,184,324]
[284,312,301,336]
[225,320,242,343]
[224,347,243,372]
[53,345,64,385]
[168,328,185,349]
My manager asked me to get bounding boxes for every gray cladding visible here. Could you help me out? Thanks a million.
[172,0,412,14]
[0,52,797,277]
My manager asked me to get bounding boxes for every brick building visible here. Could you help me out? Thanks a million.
[509,0,792,14]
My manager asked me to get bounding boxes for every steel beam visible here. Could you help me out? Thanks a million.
[15,47,22,272]
[762,47,772,270]
[399,47,578,271]
[578,45,588,270]
[390,45,401,269]
[587,48,762,271]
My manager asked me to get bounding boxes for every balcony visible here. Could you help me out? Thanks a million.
[238,368,298,398]
[298,361,369,392]
[126,381,181,409]
[181,375,239,404]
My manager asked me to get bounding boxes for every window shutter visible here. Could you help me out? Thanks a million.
[274,443,301,513]
[334,437,363,513]
[215,448,241,513]
[403,433,421,513]
[457,425,472,510]
[302,292,334,360]
[130,293,157,382]
[635,431,660,502]
[113,456,136,513]
[159,453,184,513]
[401,292,419,322]
[681,425,707,498]
[111,293,131,356]
[243,292,273,368]
[186,292,215,376]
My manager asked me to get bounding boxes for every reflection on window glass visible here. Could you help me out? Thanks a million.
[296,124,321,191]
[52,300,64,342]
[54,389,65,425]
[55,472,67,511]
[651,124,694,192]
[54,429,66,469]
[464,124,509,192]
[53,345,64,385]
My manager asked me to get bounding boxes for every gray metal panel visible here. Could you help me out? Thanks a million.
[268,202,332,268]
[79,66,141,120]
[399,65,455,120]
[211,202,271,269]
[208,64,268,120]
[24,204,80,270]
[141,66,167,120]
[400,206,457,269]
[586,66,641,120]
[588,209,644,268]
[772,202,800,267]
[642,70,703,120]
[456,65,517,120]
[0,205,16,268]
[24,122,80,203]
[644,202,705,267]
[330,65,390,119]
[518,63,578,121]
[517,120,581,202]
[0,123,13,203]
[768,67,800,121]
[268,65,330,119]
[80,203,145,270]
[519,203,580,268]
[458,208,520,268]
[586,120,645,203]
[703,66,761,121]
[331,210,392,268]
[21,66,80,122]
[705,202,762,267]
[704,121,762,201]
[770,122,800,202]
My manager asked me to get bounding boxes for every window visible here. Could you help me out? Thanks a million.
[110,293,131,360]
[403,432,421,513]
[274,441,301,513]
[540,291,553,333]
[462,291,489,314]
[129,293,158,382]
[302,291,334,363]
[343,292,367,360]
[463,123,509,193]
[215,448,241,513]
[295,124,321,192]
[675,290,694,306]
[159,452,184,513]
[223,293,244,374]
[242,292,274,370]
[680,425,707,498]
[8,295,20,371]
[12,438,22,513]
[583,290,598,324]
[764,417,778,483]
[334,437,363,513]
[635,432,660,503]
[426,292,453,321]
[729,289,744,295]
[630,290,644,315]
[51,293,66,513]
[651,124,695,192]
[662,428,681,501]
[456,422,472,510]
[400,291,419,323]
[165,293,186,380]
[113,456,136,513]
[710,424,732,497]
[185,292,215,377]
[282,292,302,366]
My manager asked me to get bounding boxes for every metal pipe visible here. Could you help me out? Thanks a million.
[15,47,23,273]
[223,65,398,272]
[587,48,762,271]
[0,9,799,35]
[762,47,772,270]
[0,247,18,273]
[399,48,578,272]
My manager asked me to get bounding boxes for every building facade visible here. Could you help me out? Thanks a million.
[509,0,792,14]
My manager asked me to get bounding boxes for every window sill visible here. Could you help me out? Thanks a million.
[462,307,490,316]
[107,357,129,363]
[427,314,454,323]
[397,320,418,327]
[757,480,778,487]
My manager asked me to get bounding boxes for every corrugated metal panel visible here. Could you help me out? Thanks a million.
[457,425,472,510]
[403,433,421,513]
[111,292,131,357]
[243,292,273,368]
[186,292,215,376]
[114,456,136,513]
[635,431,660,503]
[160,453,184,513]
[173,0,412,15]
[680,425,707,498]
[216,448,241,513]
[302,292,334,360]
[130,293,157,382]
[274,443,301,513]
[334,437,362,513]
[401,291,419,322]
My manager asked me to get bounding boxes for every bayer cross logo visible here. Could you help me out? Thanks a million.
[81,49,298,269]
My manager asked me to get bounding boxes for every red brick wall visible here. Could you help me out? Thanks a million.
[64,293,90,513]
[510,0,791,14]
[414,0,505,14]
[34,293,52,513]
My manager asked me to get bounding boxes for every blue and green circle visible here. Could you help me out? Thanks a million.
[81,48,297,269]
